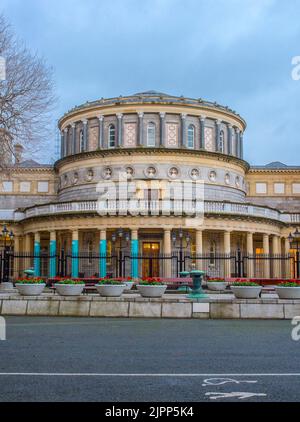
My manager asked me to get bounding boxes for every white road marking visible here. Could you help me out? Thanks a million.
[202,378,257,386]
[0,373,298,377]
[205,392,267,400]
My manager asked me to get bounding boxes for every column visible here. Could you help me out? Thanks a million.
[71,230,79,278]
[159,112,166,147]
[117,113,123,147]
[272,235,280,278]
[131,229,139,279]
[163,229,172,277]
[60,131,64,158]
[71,123,76,155]
[98,115,104,149]
[49,231,57,278]
[246,232,254,278]
[195,229,203,270]
[215,120,221,152]
[224,231,231,278]
[99,229,107,278]
[13,235,20,279]
[240,132,244,159]
[34,232,41,277]
[64,127,68,156]
[200,116,206,149]
[263,234,270,278]
[83,119,88,151]
[138,112,144,146]
[284,237,291,278]
[235,128,240,158]
[181,113,187,148]
[227,124,232,155]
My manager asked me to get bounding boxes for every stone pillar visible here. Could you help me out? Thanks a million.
[227,124,232,155]
[83,119,88,151]
[235,128,240,158]
[98,115,104,149]
[224,231,231,278]
[181,113,187,148]
[71,230,79,278]
[117,113,123,147]
[34,232,41,277]
[71,123,76,155]
[246,232,254,278]
[284,237,291,278]
[240,132,244,159]
[99,229,107,278]
[272,235,280,278]
[64,127,68,157]
[215,120,221,152]
[159,112,166,147]
[49,231,57,278]
[131,229,139,279]
[13,235,21,278]
[138,112,144,146]
[200,116,206,149]
[263,234,270,279]
[60,131,64,158]
[163,229,172,277]
[195,229,203,270]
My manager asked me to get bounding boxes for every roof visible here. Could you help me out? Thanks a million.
[14,159,52,169]
[250,162,300,171]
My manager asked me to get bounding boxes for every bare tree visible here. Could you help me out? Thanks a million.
[0,13,57,169]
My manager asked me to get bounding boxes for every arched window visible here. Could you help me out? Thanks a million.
[108,124,116,148]
[219,130,224,153]
[187,125,195,149]
[209,241,216,267]
[147,122,156,147]
[79,129,84,152]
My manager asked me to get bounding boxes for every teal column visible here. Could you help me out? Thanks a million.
[99,229,107,278]
[49,232,57,278]
[72,231,79,278]
[131,229,139,279]
[34,233,41,277]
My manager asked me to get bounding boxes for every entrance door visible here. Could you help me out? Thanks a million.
[142,242,160,278]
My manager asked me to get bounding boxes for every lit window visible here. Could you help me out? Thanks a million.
[38,181,49,193]
[274,183,285,194]
[108,124,116,148]
[20,181,31,192]
[2,181,13,192]
[187,125,195,149]
[256,183,267,194]
[219,130,225,153]
[147,122,156,147]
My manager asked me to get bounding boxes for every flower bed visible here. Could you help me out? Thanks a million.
[54,279,85,296]
[137,278,167,297]
[230,281,262,299]
[276,281,300,299]
[15,278,46,296]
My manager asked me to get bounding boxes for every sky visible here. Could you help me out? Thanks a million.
[1,0,300,165]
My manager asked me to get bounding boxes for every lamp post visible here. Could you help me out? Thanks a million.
[172,229,191,274]
[288,228,300,278]
[1,225,14,283]
[112,228,130,277]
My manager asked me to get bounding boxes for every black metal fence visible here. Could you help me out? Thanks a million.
[0,249,299,281]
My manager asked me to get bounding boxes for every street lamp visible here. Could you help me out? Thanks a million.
[172,229,191,273]
[288,228,300,278]
[111,228,130,277]
[1,225,14,283]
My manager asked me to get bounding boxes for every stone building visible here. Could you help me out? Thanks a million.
[1,91,300,279]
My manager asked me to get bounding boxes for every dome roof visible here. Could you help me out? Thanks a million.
[133,90,169,96]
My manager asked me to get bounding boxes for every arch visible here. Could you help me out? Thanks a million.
[187,124,195,149]
[147,122,156,147]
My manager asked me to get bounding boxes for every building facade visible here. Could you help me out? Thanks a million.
[1,91,300,280]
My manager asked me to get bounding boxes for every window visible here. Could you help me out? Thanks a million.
[187,125,195,149]
[274,183,285,194]
[209,241,216,267]
[292,183,300,194]
[219,130,225,153]
[255,182,267,194]
[147,122,156,147]
[2,181,13,192]
[20,181,31,192]
[108,124,116,148]
[79,129,84,152]
[38,181,49,193]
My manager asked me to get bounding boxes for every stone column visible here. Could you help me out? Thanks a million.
[49,231,57,278]
[64,127,68,157]
[71,230,79,278]
[272,235,280,278]
[71,123,76,155]
[98,115,104,149]
[284,237,291,278]
[13,235,21,278]
[227,124,232,155]
[235,128,240,158]
[131,229,139,279]
[34,232,41,277]
[60,131,64,158]
[138,112,144,146]
[163,229,172,277]
[263,234,270,279]
[200,116,206,149]
[215,120,221,152]
[224,231,231,278]
[181,113,187,148]
[195,229,203,270]
[159,112,166,147]
[99,229,107,278]
[83,119,88,152]
[240,132,244,159]
[246,232,254,278]
[117,113,123,147]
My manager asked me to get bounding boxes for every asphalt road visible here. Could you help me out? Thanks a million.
[0,317,300,402]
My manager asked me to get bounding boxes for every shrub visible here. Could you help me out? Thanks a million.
[138,277,163,286]
[15,278,45,284]
[56,279,85,285]
[97,279,124,285]
[278,282,300,287]
[231,281,260,287]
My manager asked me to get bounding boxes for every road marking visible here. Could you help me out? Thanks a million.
[205,392,267,400]
[202,378,257,386]
[0,373,299,377]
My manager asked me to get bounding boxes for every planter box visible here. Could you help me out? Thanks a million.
[124,281,134,291]
[276,287,300,299]
[137,285,167,298]
[230,286,262,299]
[55,284,84,296]
[15,283,46,296]
[207,282,227,291]
[96,284,126,297]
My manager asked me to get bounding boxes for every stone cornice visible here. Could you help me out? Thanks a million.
[249,168,300,174]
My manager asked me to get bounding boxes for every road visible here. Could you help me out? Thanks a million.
[0,317,299,402]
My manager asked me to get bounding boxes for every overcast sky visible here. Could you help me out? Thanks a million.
[1,0,300,165]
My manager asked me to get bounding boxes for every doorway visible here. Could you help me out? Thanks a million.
[142,242,160,278]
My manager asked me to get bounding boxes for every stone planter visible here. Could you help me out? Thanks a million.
[55,284,84,296]
[136,284,167,298]
[15,283,46,296]
[96,284,126,297]
[276,287,300,299]
[207,282,227,291]
[230,285,262,299]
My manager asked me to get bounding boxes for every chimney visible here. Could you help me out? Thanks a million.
[14,143,24,164]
